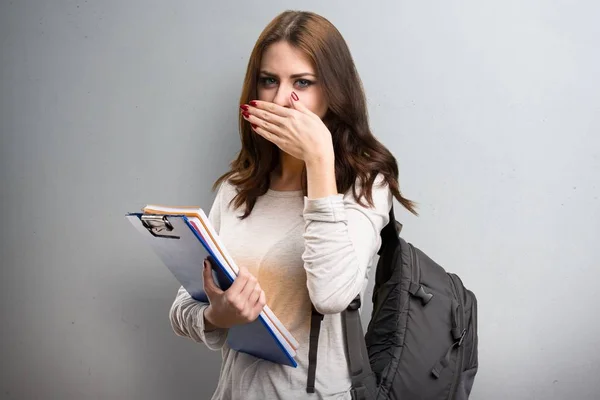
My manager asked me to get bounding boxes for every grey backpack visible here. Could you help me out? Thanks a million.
[307,206,479,399]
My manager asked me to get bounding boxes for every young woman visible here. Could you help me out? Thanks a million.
[169,10,416,399]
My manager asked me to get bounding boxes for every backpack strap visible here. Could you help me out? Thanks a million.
[341,204,399,398]
[307,305,324,393]
[342,296,374,400]
[308,297,374,398]
[378,205,401,255]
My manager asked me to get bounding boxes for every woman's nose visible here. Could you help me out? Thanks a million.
[272,86,293,108]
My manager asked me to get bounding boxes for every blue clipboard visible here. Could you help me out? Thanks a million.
[126,213,297,367]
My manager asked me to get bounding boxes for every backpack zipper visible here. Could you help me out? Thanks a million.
[448,274,466,400]
[409,243,419,284]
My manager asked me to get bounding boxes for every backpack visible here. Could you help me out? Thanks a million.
[307,206,479,399]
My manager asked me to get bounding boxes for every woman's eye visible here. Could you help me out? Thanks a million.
[258,77,313,88]
[259,77,277,86]
[296,79,313,88]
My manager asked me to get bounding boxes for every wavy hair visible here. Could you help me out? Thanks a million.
[215,10,417,218]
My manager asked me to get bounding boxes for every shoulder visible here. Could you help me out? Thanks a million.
[340,173,392,231]
[343,173,392,210]
[213,178,239,208]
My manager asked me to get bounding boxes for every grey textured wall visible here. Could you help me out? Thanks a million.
[1,1,598,399]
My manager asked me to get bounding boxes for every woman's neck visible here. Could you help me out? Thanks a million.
[270,152,305,191]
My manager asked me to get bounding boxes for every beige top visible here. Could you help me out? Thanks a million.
[169,175,392,399]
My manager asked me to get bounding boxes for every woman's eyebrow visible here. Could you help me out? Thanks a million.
[259,70,317,79]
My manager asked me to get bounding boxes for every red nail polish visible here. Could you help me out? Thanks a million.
[249,100,258,107]
[240,104,249,111]
[291,92,299,101]
[242,111,250,118]
[252,124,258,129]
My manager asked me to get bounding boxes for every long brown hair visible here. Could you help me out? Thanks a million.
[215,10,417,218]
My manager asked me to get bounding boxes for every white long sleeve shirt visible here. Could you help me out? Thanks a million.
[169,175,391,399]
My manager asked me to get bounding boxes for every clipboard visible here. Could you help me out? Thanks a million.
[126,212,298,367]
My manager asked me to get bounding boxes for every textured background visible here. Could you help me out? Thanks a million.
[1,1,598,399]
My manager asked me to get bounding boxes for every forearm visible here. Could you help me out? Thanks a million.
[302,174,392,314]
[169,286,228,350]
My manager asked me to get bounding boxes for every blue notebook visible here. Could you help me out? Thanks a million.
[126,212,298,367]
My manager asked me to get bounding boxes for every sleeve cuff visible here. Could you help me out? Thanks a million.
[303,194,347,222]
[199,306,228,350]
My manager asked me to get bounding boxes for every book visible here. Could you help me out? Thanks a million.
[142,205,300,351]
[126,205,299,367]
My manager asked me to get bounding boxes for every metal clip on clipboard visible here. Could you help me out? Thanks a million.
[140,214,181,239]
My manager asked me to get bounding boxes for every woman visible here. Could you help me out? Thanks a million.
[169,10,417,399]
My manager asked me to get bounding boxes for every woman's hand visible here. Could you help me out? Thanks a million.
[203,258,266,330]
[240,92,334,164]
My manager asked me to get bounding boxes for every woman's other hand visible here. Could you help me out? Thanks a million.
[202,258,267,330]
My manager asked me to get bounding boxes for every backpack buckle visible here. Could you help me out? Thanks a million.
[350,385,367,400]
[409,283,434,305]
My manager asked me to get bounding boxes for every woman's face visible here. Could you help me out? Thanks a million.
[257,41,328,119]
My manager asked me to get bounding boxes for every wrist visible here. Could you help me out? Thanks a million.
[305,149,334,169]
[305,151,337,199]
[203,305,220,331]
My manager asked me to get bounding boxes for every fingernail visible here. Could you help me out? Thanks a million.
[291,92,299,101]
[242,111,250,118]
[249,100,258,107]
[240,104,249,111]
[251,124,258,129]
